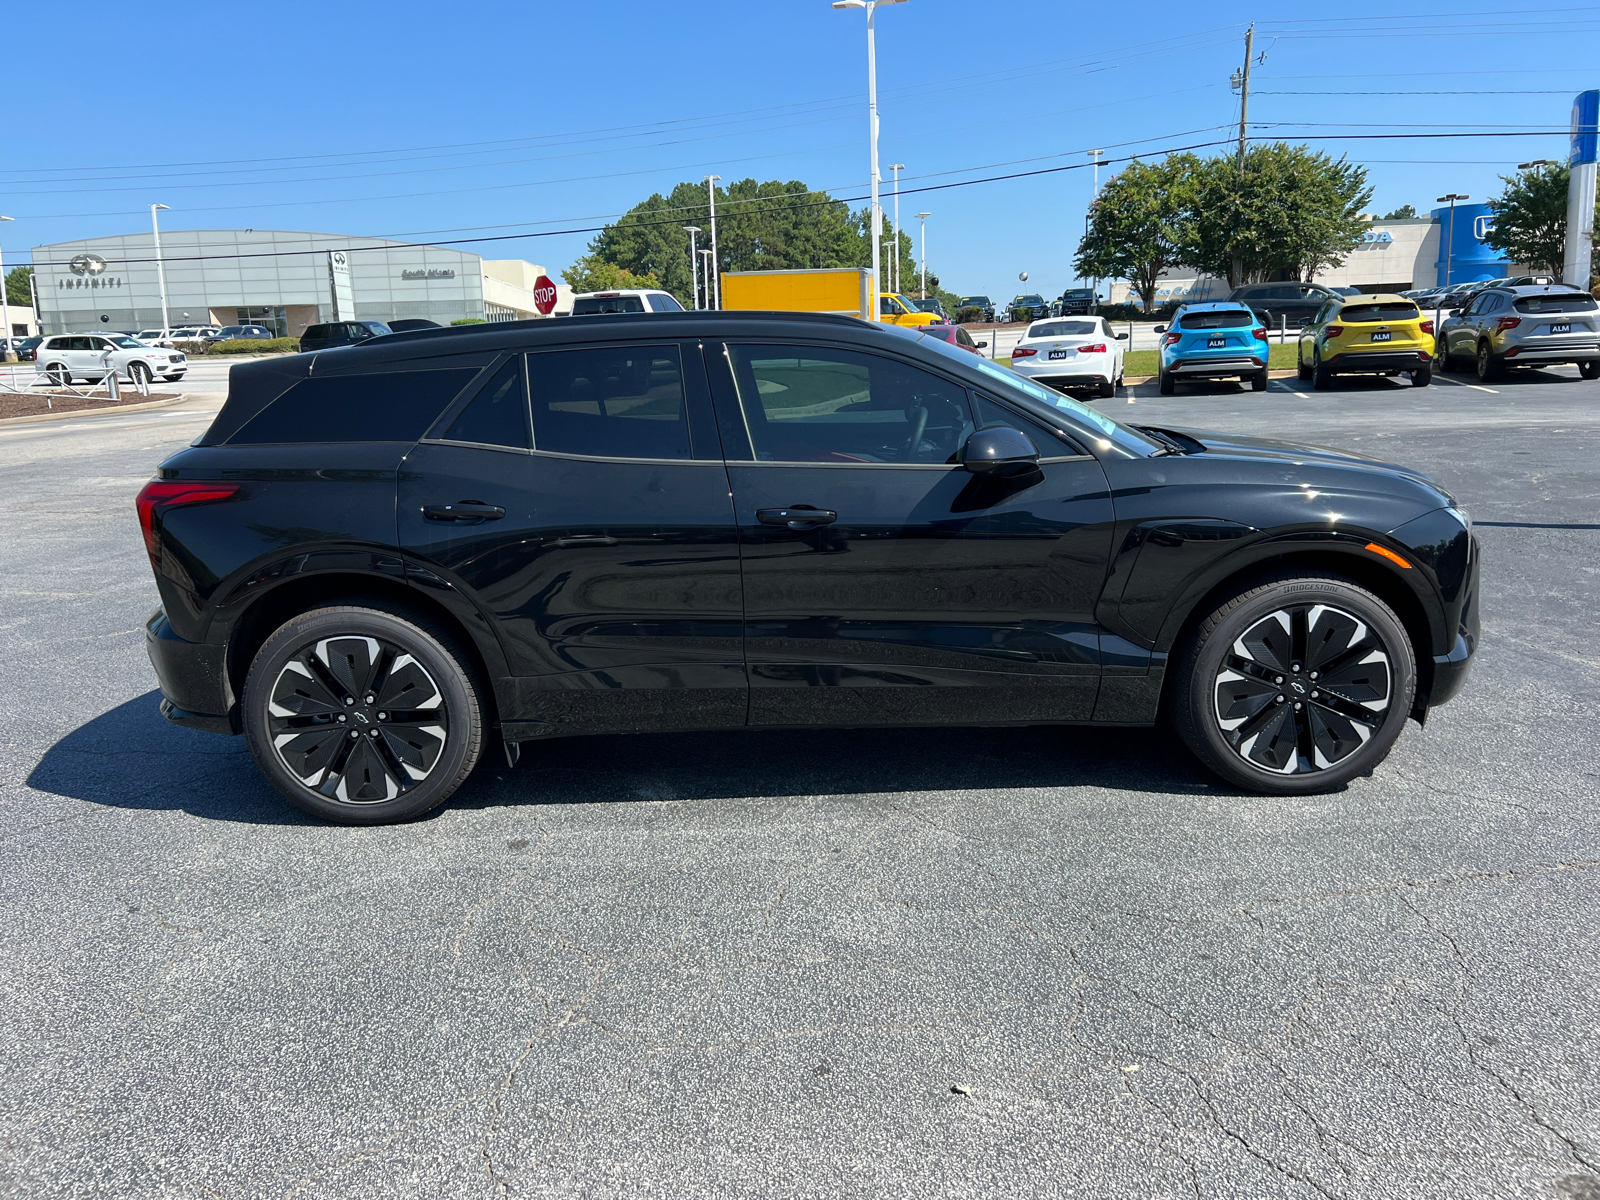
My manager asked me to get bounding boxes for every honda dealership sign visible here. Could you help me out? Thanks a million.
[1567,90,1598,288]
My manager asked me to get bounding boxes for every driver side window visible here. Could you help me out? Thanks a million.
[727,345,974,465]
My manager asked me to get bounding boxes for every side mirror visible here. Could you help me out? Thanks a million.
[1116,332,1130,340]
[962,425,1040,476]
[975,340,989,348]
[1152,324,1167,334]
[1448,308,1461,317]
[1297,316,1313,327]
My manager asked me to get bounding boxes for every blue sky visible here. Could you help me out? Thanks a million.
[8,0,1597,300]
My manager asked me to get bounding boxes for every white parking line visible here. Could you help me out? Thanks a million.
[1466,384,1499,393]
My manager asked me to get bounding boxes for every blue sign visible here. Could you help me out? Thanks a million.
[1572,89,1599,167]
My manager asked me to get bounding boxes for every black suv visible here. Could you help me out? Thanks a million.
[1010,294,1050,322]
[1055,288,1098,316]
[1228,282,1339,329]
[139,312,1478,824]
[299,320,393,353]
[958,296,995,323]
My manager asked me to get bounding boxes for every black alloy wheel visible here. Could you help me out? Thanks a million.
[129,361,153,387]
[243,605,484,823]
[1172,573,1416,794]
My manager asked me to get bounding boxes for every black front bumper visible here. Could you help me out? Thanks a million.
[146,608,238,735]
[1326,349,1431,373]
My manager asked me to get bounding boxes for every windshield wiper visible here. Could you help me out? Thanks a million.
[1135,426,1186,456]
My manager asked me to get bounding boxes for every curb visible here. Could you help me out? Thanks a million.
[0,392,224,427]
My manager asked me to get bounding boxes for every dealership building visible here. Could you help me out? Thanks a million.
[30,229,572,337]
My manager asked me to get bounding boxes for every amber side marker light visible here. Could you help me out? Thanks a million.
[1365,542,1412,569]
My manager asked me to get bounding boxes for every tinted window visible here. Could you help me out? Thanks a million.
[228,368,480,445]
[1179,309,1254,329]
[1029,320,1097,338]
[1340,302,1421,323]
[572,296,646,315]
[441,358,528,449]
[646,293,684,313]
[728,345,973,465]
[972,394,1075,453]
[304,324,334,339]
[1514,293,1598,313]
[528,345,689,460]
[956,327,975,347]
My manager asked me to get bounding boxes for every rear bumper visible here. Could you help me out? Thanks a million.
[1326,349,1430,372]
[1169,356,1265,377]
[1503,343,1600,364]
[146,608,237,735]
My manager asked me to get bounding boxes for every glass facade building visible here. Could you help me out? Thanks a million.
[31,229,491,336]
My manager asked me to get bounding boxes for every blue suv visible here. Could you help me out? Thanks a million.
[1154,302,1270,394]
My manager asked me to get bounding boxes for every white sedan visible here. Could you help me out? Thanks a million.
[1007,316,1128,397]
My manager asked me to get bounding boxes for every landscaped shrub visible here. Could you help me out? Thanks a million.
[210,337,302,354]
[954,306,987,324]
[450,318,486,326]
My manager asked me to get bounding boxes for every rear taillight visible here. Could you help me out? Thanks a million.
[1011,346,1037,358]
[135,480,240,570]
[1163,332,1180,346]
[1325,325,1344,338]
[1252,327,1268,341]
[1497,317,1521,332]
[1420,320,1434,334]
[1079,343,1107,354]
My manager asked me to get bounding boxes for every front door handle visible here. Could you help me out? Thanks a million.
[422,501,506,522]
[757,505,837,529]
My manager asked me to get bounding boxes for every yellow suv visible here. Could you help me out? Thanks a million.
[878,293,941,327]
[1296,293,1434,389]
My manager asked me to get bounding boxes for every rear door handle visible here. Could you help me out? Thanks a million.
[422,501,506,522]
[757,505,837,529]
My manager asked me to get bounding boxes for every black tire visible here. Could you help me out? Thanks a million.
[163,374,185,382]
[128,361,153,387]
[1097,374,1116,398]
[1312,346,1334,390]
[46,363,69,385]
[1170,572,1417,794]
[1410,365,1432,387]
[1435,338,1456,373]
[242,604,486,824]
[1158,366,1175,395]
[1579,361,1600,380]
[1296,347,1312,381]
[1476,341,1503,382]
[1251,370,1269,392]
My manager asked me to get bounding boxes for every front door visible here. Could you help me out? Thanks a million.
[397,341,745,737]
[709,341,1116,728]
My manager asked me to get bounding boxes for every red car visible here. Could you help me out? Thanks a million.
[918,323,987,355]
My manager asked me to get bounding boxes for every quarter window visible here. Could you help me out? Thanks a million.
[527,345,690,460]
[441,358,528,449]
[727,345,973,465]
[227,368,480,444]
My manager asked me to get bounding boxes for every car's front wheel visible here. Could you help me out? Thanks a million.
[1171,572,1416,794]
[129,361,153,388]
[242,604,485,824]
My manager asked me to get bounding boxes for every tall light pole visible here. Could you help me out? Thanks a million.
[683,226,702,309]
[914,211,930,299]
[1436,193,1469,287]
[1086,149,1105,294]
[1230,25,1254,288]
[833,0,908,316]
[704,177,721,310]
[0,216,13,356]
[1518,159,1559,175]
[698,249,714,308]
[151,204,172,335]
[888,163,905,294]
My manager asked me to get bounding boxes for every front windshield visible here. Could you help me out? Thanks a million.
[109,336,143,347]
[905,329,1161,457]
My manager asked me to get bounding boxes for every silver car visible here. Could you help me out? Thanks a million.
[1435,284,1600,381]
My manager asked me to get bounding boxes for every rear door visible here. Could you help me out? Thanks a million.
[708,340,1114,728]
[397,339,746,737]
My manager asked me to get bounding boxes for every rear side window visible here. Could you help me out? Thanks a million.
[646,293,684,313]
[572,295,646,315]
[441,358,528,449]
[1340,302,1420,323]
[1179,309,1253,330]
[528,345,689,460]
[1514,293,1598,314]
[228,368,480,444]
[304,324,334,339]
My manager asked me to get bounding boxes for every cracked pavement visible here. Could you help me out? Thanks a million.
[1,370,1598,1199]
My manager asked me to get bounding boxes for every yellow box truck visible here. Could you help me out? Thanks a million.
[719,268,940,327]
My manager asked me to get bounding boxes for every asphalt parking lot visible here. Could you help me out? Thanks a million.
[2,364,1597,1200]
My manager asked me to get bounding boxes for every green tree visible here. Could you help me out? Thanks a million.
[560,255,662,294]
[1481,164,1596,279]
[1382,204,1417,220]
[1074,155,1195,312]
[5,265,32,308]
[1179,144,1372,287]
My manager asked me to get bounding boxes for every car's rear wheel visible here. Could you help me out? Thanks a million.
[1311,346,1335,390]
[1171,572,1416,794]
[242,604,485,824]
[1579,361,1600,380]
[1476,341,1504,382]
[46,363,69,386]
[1158,366,1175,395]
[1097,375,1115,398]
[1251,370,1268,392]
[1296,347,1312,381]
[1410,365,1432,387]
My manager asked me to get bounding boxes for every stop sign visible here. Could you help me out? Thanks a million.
[533,274,558,316]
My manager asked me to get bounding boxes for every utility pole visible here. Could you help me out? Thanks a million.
[151,204,172,335]
[705,176,721,309]
[833,0,908,314]
[1087,148,1104,298]
[915,211,930,299]
[1230,25,1254,289]
[1437,193,1469,287]
[889,163,905,294]
[683,226,702,309]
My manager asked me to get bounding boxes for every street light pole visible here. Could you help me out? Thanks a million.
[1087,149,1104,296]
[683,226,702,309]
[1436,193,1469,287]
[915,211,930,299]
[704,177,721,310]
[151,204,172,335]
[698,249,714,308]
[833,0,908,315]
[0,216,13,357]
[888,163,905,294]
